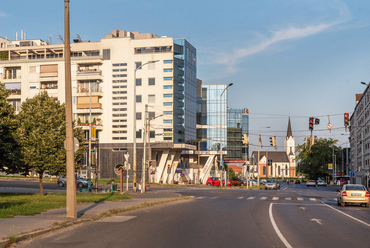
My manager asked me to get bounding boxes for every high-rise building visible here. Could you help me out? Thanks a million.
[0,30,198,179]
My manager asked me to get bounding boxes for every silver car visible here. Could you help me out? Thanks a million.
[265,179,280,190]
[57,175,93,188]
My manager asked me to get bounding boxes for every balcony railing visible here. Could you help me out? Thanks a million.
[77,69,101,75]
[4,74,21,80]
[77,103,102,109]
[77,85,102,93]
[9,89,21,95]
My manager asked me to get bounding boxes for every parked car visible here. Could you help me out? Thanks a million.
[206,177,225,186]
[259,179,266,185]
[265,179,280,190]
[295,180,300,184]
[337,184,369,207]
[57,175,93,188]
[306,180,316,187]
[242,179,257,186]
[317,180,327,187]
[229,177,247,186]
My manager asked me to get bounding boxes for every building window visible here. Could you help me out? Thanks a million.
[148,95,155,103]
[149,112,155,119]
[136,78,142,86]
[136,130,142,138]
[164,137,172,140]
[164,102,172,106]
[164,68,172,72]
[136,95,142,103]
[164,128,172,132]
[135,62,142,70]
[164,119,173,123]
[164,85,172,89]
[148,78,155,86]
[136,112,142,120]
[164,94,173,98]
[164,77,173,80]
[164,60,173,64]
[164,111,172,115]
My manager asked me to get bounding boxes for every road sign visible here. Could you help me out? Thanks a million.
[64,137,79,152]
[91,127,96,141]
[124,153,130,161]
[349,170,355,177]
[327,123,333,129]
[328,163,333,169]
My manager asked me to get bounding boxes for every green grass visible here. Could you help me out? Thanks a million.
[0,193,131,218]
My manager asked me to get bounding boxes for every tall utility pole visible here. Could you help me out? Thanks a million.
[257,135,261,186]
[64,0,76,219]
[141,104,148,193]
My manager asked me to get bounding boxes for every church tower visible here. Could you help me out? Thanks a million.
[284,116,296,177]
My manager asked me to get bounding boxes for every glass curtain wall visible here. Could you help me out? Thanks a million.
[201,84,228,152]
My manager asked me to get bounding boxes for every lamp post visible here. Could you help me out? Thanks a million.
[133,60,159,193]
[220,83,233,187]
[257,126,270,186]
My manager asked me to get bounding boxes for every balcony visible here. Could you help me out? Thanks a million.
[76,119,103,130]
[77,102,102,109]
[40,72,58,78]
[76,84,103,97]
[8,89,21,96]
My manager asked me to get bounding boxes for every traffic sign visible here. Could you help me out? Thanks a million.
[327,123,333,129]
[349,171,355,177]
[328,163,333,169]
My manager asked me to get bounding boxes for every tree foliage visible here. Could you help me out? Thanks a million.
[296,137,342,180]
[16,91,85,194]
[0,82,23,173]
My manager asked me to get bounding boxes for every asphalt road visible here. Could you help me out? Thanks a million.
[11,183,370,248]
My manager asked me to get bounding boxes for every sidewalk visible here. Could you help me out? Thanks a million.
[0,190,187,247]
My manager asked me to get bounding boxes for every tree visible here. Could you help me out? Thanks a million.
[0,82,23,173]
[16,91,85,195]
[296,137,342,180]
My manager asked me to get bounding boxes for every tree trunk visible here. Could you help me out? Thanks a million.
[39,174,44,196]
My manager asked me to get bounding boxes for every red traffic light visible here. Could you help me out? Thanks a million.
[168,164,170,169]
[344,112,349,126]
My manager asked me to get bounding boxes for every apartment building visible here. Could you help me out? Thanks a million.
[0,29,198,180]
[350,90,370,187]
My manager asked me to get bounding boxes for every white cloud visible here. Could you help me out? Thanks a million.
[213,23,335,66]
[0,11,10,18]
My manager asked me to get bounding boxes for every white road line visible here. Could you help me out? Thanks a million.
[285,197,291,200]
[237,197,244,199]
[269,203,293,248]
[321,202,370,228]
[309,198,316,201]
[297,198,303,201]
[260,197,267,200]
[196,197,206,199]
[247,197,255,200]
[210,196,219,199]
[272,197,279,200]
[333,198,337,201]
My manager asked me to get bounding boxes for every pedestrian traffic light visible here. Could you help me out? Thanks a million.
[270,137,273,146]
[344,113,349,126]
[309,117,314,130]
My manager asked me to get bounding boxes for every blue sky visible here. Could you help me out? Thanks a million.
[1,0,369,151]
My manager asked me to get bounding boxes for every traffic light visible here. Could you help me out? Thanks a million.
[344,113,349,126]
[243,133,249,144]
[309,117,314,130]
[315,118,320,125]
[269,136,276,147]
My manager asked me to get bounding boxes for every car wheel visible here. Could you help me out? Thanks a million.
[58,181,64,187]
[78,182,84,188]
[340,201,345,207]
[365,203,369,208]
[337,200,340,206]
[207,183,211,186]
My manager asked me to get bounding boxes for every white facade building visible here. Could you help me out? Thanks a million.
[0,30,198,180]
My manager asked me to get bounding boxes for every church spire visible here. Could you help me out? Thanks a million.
[287,115,293,138]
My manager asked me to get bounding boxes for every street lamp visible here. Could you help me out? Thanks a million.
[133,60,159,193]
[220,83,233,187]
[361,82,369,86]
[257,126,270,186]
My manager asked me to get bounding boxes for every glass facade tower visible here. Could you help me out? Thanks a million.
[200,84,228,152]
[174,39,197,143]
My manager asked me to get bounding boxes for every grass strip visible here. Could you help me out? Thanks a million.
[0,193,131,218]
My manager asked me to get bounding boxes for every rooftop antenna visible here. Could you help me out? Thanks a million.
[56,33,64,44]
[16,32,18,40]
[21,30,23,40]
[24,32,27,40]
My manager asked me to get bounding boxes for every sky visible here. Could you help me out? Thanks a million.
[1,0,369,152]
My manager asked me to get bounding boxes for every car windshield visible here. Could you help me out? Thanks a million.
[346,185,366,191]
[266,180,276,183]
